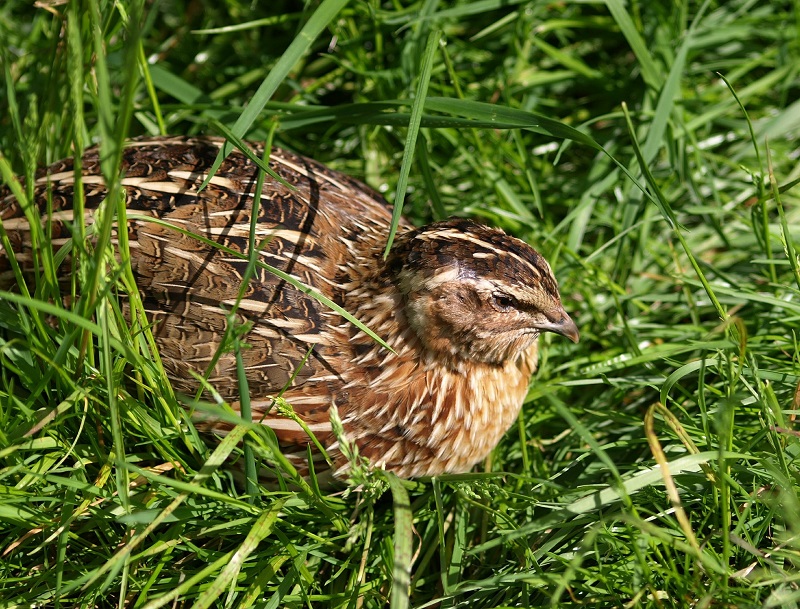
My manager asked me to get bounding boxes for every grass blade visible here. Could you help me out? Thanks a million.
[384,29,440,256]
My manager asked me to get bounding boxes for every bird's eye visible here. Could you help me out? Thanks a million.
[491,293,515,310]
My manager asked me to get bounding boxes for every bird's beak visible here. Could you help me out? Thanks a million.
[556,314,580,343]
[537,311,580,343]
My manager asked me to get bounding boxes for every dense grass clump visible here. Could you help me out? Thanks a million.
[1,0,800,607]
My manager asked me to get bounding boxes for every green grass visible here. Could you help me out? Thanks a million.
[2,0,800,606]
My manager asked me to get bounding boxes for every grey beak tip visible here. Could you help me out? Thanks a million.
[560,316,580,344]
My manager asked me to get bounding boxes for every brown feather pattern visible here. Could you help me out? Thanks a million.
[0,136,578,479]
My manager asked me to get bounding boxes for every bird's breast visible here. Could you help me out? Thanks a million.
[334,335,539,478]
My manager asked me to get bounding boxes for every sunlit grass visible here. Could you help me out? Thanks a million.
[1,0,800,607]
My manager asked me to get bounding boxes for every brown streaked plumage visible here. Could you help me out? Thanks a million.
[0,136,578,480]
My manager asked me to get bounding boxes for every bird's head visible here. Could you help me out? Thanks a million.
[389,219,579,365]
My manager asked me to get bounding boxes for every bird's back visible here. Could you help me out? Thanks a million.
[0,136,400,403]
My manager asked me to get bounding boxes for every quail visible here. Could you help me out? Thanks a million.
[0,136,579,479]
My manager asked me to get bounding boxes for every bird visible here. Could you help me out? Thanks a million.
[0,136,579,481]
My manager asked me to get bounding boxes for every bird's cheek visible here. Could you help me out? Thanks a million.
[404,294,431,334]
[406,297,458,352]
